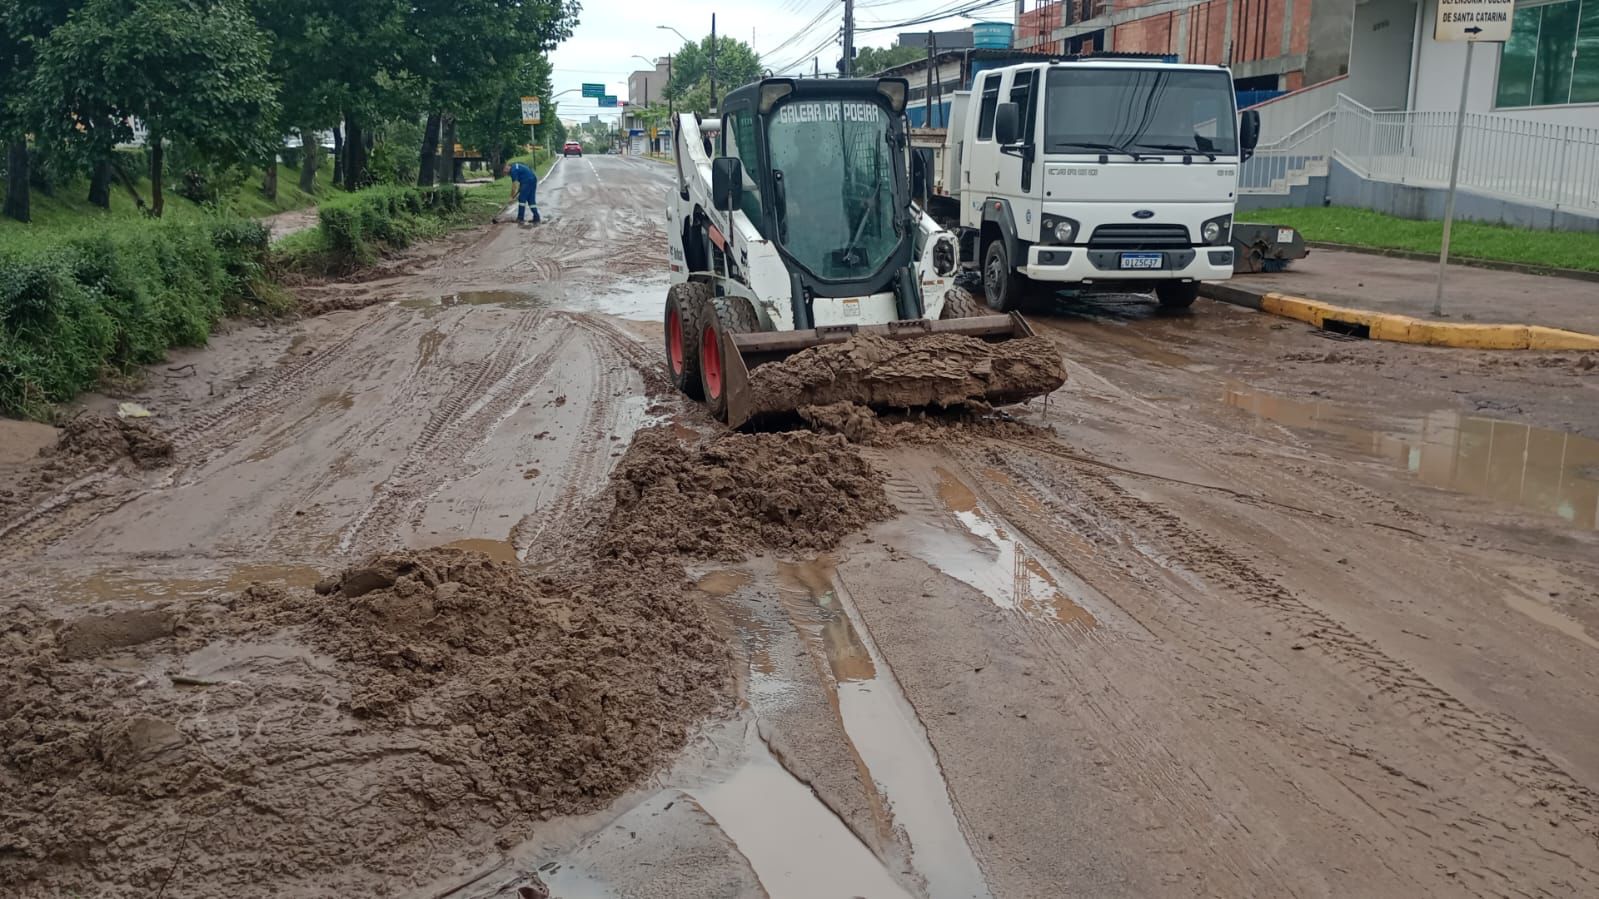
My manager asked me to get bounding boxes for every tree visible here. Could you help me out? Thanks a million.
[0,1,83,222]
[456,51,555,177]
[33,0,280,216]
[854,44,927,77]
[663,34,761,115]
[407,0,578,185]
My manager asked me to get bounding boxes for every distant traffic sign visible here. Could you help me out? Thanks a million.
[581,83,606,98]
[599,95,618,107]
[520,96,541,125]
[1434,0,1513,42]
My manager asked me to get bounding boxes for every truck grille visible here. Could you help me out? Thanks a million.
[1088,224,1192,249]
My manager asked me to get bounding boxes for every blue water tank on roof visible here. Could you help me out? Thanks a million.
[971,22,1014,49]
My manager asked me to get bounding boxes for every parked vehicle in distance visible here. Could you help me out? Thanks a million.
[563,140,583,157]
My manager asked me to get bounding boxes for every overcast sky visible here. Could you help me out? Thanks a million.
[549,0,1012,123]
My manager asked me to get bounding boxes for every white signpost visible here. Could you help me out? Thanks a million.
[1430,0,1512,316]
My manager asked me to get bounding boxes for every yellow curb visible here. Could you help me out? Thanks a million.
[1257,292,1599,351]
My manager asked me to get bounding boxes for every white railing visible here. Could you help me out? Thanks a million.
[1247,74,1349,143]
[1238,108,1336,195]
[1239,93,1599,215]
[1332,95,1599,214]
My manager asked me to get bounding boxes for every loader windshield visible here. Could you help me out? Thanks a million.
[767,98,900,282]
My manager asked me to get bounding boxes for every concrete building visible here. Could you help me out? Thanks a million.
[625,56,673,153]
[1016,0,1356,92]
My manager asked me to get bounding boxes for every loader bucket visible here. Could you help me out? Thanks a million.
[718,313,1043,429]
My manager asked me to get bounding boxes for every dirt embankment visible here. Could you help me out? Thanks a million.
[746,333,1066,417]
[0,424,898,898]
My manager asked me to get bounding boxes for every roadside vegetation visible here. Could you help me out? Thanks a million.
[0,0,582,420]
[1239,206,1599,273]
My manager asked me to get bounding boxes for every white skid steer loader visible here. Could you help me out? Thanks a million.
[663,76,1038,428]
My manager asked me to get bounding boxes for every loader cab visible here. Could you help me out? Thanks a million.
[714,77,916,300]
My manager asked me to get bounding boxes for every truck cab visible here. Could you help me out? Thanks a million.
[947,60,1259,310]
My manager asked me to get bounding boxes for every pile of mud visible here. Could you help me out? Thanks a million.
[747,333,1066,418]
[1,415,173,527]
[602,427,895,560]
[0,548,726,898]
[797,401,1051,446]
[48,414,174,469]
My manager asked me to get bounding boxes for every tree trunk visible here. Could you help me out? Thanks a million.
[149,134,164,217]
[435,113,456,185]
[418,112,440,187]
[4,139,31,223]
[88,157,113,208]
[298,128,319,194]
[261,155,278,201]
[332,124,344,187]
[343,114,366,191]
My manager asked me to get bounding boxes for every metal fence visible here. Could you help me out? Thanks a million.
[1240,94,1599,215]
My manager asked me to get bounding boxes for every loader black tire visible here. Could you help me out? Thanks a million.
[699,295,758,422]
[939,285,987,319]
[665,281,714,399]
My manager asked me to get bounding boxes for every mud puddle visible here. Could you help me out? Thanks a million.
[777,557,991,899]
[60,563,323,604]
[1225,385,1599,530]
[399,290,544,312]
[882,466,1101,631]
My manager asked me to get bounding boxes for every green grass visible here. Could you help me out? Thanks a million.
[1237,206,1599,273]
[0,161,332,234]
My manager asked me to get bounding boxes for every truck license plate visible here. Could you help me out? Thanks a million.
[1119,252,1163,270]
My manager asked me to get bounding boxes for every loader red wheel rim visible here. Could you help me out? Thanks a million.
[702,326,723,399]
[666,307,683,373]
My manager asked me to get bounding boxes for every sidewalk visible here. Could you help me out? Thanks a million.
[1205,248,1599,347]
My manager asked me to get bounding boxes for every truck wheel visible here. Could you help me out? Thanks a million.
[983,240,1027,312]
[1155,281,1199,310]
[699,295,757,421]
[940,285,987,319]
[665,282,713,399]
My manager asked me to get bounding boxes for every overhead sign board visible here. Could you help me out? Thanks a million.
[581,83,606,98]
[520,96,541,125]
[599,95,618,107]
[1433,0,1513,42]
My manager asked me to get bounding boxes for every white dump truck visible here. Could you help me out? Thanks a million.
[912,59,1261,310]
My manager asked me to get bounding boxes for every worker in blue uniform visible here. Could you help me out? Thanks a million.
[507,161,541,224]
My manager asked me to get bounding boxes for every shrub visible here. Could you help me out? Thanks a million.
[0,215,270,419]
[312,184,462,266]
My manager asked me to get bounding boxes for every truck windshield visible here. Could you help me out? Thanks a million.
[1043,68,1238,157]
[766,99,899,281]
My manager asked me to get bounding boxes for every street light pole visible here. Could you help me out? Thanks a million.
[710,13,718,113]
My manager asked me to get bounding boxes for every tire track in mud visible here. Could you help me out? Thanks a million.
[948,436,1599,895]
[337,310,564,556]
[876,448,1297,896]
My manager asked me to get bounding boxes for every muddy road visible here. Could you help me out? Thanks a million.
[4,155,1599,898]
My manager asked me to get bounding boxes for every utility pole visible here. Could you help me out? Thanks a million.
[842,0,855,77]
[710,13,718,113]
[667,54,673,144]
[814,57,820,79]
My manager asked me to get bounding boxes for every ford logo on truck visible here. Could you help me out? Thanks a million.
[1132,210,1155,219]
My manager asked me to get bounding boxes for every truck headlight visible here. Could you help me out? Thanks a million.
[1055,220,1076,243]
[1201,214,1232,245]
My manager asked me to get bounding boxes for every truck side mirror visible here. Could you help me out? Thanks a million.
[995,102,1021,146]
[712,156,743,212]
[1240,109,1261,162]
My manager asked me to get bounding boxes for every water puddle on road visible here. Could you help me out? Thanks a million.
[691,728,916,899]
[777,557,991,899]
[908,468,1099,631]
[1223,385,1599,531]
